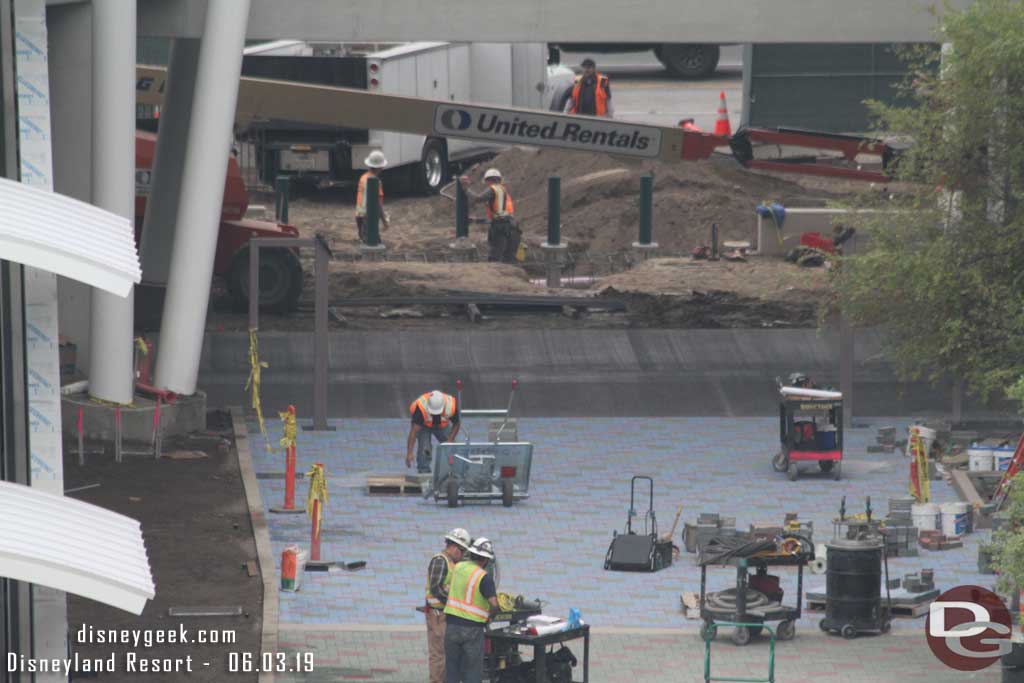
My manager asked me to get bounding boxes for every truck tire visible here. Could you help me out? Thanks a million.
[228,246,304,313]
[414,138,448,195]
[551,84,574,113]
[655,44,719,79]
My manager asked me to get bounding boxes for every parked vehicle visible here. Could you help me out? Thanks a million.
[239,41,575,194]
[551,43,720,79]
[134,131,304,316]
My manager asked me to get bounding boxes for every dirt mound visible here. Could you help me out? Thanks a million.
[447,147,846,255]
[327,261,537,298]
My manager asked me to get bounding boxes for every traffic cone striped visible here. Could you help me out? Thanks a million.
[713,91,731,137]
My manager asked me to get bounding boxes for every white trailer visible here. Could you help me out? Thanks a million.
[240,41,574,193]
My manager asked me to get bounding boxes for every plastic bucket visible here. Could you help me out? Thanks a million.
[912,503,940,531]
[995,446,1015,471]
[906,425,937,459]
[281,545,308,592]
[968,447,995,472]
[816,427,837,450]
[940,502,969,537]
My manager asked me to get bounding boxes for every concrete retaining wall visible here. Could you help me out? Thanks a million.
[172,329,1011,419]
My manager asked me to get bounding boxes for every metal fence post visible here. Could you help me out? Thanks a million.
[275,174,290,224]
[632,175,658,261]
[364,176,381,247]
[547,176,561,246]
[456,181,469,240]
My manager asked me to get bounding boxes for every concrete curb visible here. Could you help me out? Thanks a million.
[231,406,279,683]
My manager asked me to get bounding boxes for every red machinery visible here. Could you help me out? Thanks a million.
[134,131,304,316]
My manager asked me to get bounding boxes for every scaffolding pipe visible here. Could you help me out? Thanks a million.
[88,0,136,404]
[154,0,252,394]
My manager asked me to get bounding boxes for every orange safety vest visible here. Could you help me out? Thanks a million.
[411,392,457,428]
[569,73,609,116]
[356,171,384,216]
[487,184,514,220]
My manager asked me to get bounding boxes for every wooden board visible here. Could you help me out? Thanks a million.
[366,476,423,495]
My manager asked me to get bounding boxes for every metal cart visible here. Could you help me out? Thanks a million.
[699,549,812,646]
[771,388,844,481]
[704,621,776,683]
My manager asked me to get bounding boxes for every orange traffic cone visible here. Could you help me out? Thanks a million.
[713,91,731,137]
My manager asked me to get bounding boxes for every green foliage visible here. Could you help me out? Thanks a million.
[992,474,1024,609]
[830,0,1024,404]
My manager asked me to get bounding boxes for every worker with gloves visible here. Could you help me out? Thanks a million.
[444,538,499,683]
[459,168,520,263]
[356,150,390,243]
[407,390,461,473]
[564,58,614,118]
[426,528,471,683]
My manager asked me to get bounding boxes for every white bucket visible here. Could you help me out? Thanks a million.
[912,502,941,531]
[995,447,1015,471]
[906,425,937,459]
[941,501,969,537]
[968,448,995,472]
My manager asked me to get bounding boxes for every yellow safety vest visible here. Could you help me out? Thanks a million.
[425,553,455,609]
[444,561,491,623]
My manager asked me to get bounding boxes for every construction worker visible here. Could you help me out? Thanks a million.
[356,150,390,243]
[563,58,614,118]
[426,528,471,683]
[444,538,499,683]
[407,390,461,473]
[459,168,520,263]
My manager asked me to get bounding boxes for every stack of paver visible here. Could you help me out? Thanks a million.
[883,498,918,557]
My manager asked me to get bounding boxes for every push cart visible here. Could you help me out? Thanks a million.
[432,379,533,507]
[604,476,674,572]
[771,385,844,481]
[699,546,813,646]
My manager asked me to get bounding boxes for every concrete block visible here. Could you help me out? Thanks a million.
[61,391,206,444]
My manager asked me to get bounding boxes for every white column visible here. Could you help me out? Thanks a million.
[138,38,200,285]
[88,0,136,403]
[154,0,251,394]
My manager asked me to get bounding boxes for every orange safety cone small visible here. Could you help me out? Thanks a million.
[713,91,732,137]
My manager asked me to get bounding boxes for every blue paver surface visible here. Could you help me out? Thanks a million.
[250,416,989,632]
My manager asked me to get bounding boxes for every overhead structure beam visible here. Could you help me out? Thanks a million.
[137,0,969,43]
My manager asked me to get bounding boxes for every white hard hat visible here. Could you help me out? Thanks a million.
[469,537,494,560]
[483,168,502,181]
[364,150,388,168]
[426,390,446,415]
[444,528,471,550]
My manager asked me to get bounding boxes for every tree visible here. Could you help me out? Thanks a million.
[832,0,1024,404]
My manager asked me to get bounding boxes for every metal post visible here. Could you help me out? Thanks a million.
[248,239,260,330]
[456,181,469,240]
[154,0,252,395]
[89,0,136,404]
[305,235,334,431]
[310,498,321,562]
[77,407,85,466]
[275,174,290,224]
[710,223,720,261]
[547,177,561,246]
[638,175,653,245]
[114,406,123,463]
[364,176,381,247]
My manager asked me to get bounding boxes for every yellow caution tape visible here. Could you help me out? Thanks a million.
[279,408,297,451]
[134,337,149,355]
[245,328,271,450]
[306,463,329,536]
[910,430,930,503]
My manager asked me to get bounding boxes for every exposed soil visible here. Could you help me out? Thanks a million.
[65,411,261,683]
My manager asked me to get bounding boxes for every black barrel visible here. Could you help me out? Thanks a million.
[825,538,883,628]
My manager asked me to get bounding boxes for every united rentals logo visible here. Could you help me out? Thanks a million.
[433,105,661,159]
[926,585,1013,671]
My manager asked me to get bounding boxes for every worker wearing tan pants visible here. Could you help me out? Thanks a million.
[426,529,471,683]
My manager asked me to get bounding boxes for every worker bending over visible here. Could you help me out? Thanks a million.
[564,58,614,118]
[407,390,461,473]
[356,150,390,243]
[459,168,520,263]
[444,538,499,683]
[425,528,471,683]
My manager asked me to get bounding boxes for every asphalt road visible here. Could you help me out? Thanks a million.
[558,46,743,131]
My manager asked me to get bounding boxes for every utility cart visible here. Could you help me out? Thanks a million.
[432,380,533,507]
[771,385,844,481]
[699,544,813,646]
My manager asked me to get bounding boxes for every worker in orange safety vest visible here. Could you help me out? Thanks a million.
[459,168,520,263]
[356,150,390,243]
[564,58,614,117]
[407,390,461,473]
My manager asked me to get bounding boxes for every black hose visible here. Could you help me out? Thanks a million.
[706,588,771,611]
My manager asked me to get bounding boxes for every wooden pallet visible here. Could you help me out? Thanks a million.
[366,476,423,496]
[805,597,933,619]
